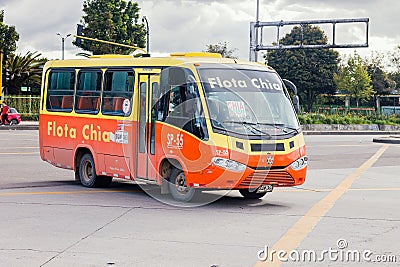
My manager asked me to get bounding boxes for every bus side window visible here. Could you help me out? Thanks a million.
[156,69,170,122]
[46,70,75,112]
[150,81,159,155]
[169,86,185,115]
[160,67,207,140]
[75,70,102,114]
[184,79,208,140]
[102,70,134,116]
[49,95,60,109]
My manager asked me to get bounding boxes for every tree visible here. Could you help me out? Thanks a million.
[391,45,400,71]
[334,52,374,107]
[367,65,391,95]
[389,71,400,93]
[74,0,146,55]
[265,25,339,112]
[0,10,19,58]
[389,45,400,94]
[205,42,238,59]
[4,52,45,95]
[366,52,392,95]
[0,9,20,87]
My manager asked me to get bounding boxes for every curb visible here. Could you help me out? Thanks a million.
[0,125,38,130]
[372,136,400,144]
[303,131,400,136]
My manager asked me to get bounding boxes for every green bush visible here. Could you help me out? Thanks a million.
[374,119,386,125]
[298,115,307,124]
[297,113,400,125]
[21,113,39,121]
[5,96,40,121]
[387,115,400,124]
[324,116,334,124]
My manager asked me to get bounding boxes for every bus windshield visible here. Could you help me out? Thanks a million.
[198,67,300,137]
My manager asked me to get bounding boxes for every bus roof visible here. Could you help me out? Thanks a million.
[44,52,273,70]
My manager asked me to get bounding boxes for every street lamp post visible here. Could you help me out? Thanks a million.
[142,16,149,54]
[57,33,71,60]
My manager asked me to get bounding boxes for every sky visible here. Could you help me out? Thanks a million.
[1,0,399,63]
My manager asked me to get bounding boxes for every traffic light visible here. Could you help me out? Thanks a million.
[76,24,84,45]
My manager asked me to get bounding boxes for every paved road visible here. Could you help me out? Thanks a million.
[0,131,399,266]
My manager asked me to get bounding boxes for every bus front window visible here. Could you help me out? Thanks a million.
[198,67,300,138]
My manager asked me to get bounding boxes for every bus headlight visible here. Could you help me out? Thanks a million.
[290,156,308,170]
[212,157,246,172]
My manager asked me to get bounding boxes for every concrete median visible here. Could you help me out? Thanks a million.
[373,136,400,144]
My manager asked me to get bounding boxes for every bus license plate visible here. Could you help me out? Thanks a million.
[256,185,274,193]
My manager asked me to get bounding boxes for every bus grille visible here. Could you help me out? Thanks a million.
[239,170,295,187]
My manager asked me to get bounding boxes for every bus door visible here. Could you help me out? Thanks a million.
[136,70,160,181]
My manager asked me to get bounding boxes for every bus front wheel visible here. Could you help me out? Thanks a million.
[239,189,267,199]
[168,168,197,202]
[78,153,112,187]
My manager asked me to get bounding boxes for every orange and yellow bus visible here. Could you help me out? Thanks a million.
[39,52,307,202]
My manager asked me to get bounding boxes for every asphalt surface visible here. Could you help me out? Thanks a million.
[0,131,399,267]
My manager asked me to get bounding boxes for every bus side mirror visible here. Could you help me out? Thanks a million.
[283,79,300,113]
[184,75,198,114]
[283,79,297,95]
[292,95,300,114]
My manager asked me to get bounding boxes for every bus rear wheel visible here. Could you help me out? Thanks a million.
[168,168,197,202]
[239,189,267,199]
[78,153,112,187]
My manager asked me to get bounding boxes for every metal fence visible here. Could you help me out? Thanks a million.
[3,95,40,119]
[382,106,400,116]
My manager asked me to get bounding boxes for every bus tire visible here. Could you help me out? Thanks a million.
[78,153,99,188]
[239,189,267,199]
[74,171,81,183]
[168,168,196,202]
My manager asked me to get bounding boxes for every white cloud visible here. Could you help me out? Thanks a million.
[1,0,399,61]
[1,0,84,59]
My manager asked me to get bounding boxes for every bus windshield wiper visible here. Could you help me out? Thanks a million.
[282,126,299,134]
[223,121,271,138]
[256,122,299,134]
[211,122,227,132]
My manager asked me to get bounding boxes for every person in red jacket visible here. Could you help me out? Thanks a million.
[1,101,11,125]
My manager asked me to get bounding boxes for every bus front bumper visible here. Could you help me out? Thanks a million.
[186,158,307,190]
